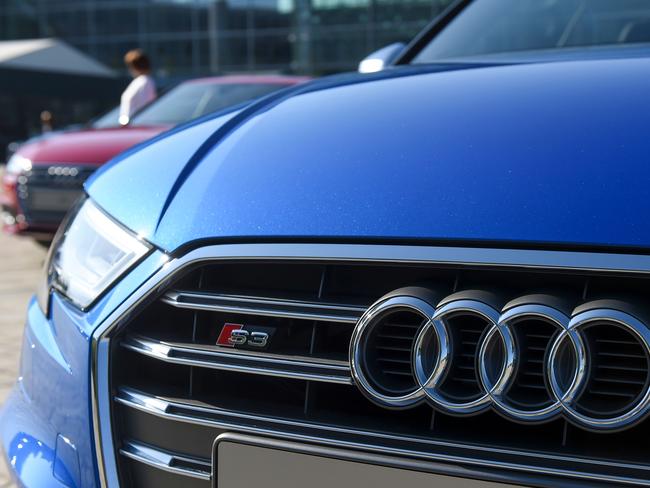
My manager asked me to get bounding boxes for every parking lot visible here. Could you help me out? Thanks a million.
[0,225,45,486]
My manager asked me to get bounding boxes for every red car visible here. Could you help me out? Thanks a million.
[1,75,309,242]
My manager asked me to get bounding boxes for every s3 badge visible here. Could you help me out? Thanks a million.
[216,323,273,349]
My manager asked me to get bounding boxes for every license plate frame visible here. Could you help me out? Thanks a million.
[212,433,523,488]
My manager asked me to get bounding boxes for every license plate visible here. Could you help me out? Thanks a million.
[30,189,81,211]
[214,434,525,488]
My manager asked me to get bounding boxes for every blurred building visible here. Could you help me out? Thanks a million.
[0,0,452,158]
[0,38,123,159]
[1,0,452,77]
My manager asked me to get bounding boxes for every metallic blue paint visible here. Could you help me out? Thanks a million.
[88,58,650,253]
[0,252,168,487]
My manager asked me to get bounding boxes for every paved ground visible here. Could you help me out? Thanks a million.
[0,187,46,485]
[0,233,45,402]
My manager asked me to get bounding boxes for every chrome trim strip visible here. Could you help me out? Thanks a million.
[92,243,650,488]
[90,345,103,486]
[119,440,211,481]
[479,304,572,424]
[115,388,650,486]
[418,299,501,415]
[122,335,353,384]
[350,294,437,408]
[161,290,365,323]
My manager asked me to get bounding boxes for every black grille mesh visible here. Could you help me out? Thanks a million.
[506,319,559,409]
[578,323,650,417]
[364,310,422,394]
[439,313,490,401]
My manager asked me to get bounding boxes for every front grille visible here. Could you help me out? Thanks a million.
[107,256,650,487]
[18,164,97,224]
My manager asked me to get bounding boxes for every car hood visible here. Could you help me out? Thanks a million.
[88,59,650,253]
[17,126,168,165]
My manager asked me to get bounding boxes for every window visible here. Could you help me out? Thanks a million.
[413,0,650,63]
[131,81,290,125]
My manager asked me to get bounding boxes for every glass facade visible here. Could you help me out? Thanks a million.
[1,0,454,78]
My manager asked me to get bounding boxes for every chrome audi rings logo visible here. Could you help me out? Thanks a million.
[350,288,650,431]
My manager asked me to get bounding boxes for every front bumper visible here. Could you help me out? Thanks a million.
[0,251,168,487]
[0,297,93,488]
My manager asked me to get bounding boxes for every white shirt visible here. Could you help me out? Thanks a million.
[119,74,156,125]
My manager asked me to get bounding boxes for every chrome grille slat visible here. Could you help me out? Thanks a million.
[161,290,365,323]
[119,440,211,481]
[588,390,637,398]
[383,371,414,377]
[376,346,412,352]
[598,365,646,372]
[376,334,414,340]
[377,358,410,364]
[597,342,639,347]
[122,335,353,384]
[598,377,647,386]
[454,378,478,384]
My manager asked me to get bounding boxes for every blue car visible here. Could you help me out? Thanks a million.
[4,0,650,486]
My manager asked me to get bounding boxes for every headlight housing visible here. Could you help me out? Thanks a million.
[37,198,151,313]
[5,154,32,175]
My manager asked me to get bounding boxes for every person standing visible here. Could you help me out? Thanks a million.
[40,111,54,133]
[119,49,157,125]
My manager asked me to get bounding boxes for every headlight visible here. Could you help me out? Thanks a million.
[37,199,151,313]
[5,154,32,175]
